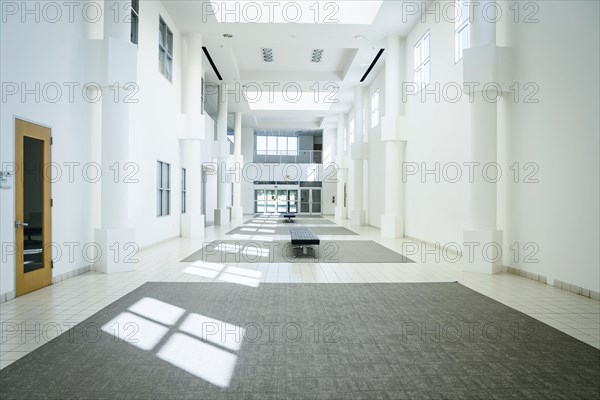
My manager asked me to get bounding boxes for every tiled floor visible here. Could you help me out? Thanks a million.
[1,215,599,370]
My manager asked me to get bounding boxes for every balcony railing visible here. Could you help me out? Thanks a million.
[253,150,322,164]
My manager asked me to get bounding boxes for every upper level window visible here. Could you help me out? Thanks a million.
[362,106,368,142]
[455,0,470,62]
[414,31,430,88]
[256,135,298,156]
[371,90,380,128]
[181,168,187,214]
[159,17,173,81]
[157,161,171,217]
[130,0,139,44]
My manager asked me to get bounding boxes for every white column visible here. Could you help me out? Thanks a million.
[94,0,136,273]
[214,83,230,226]
[334,113,348,220]
[349,86,366,226]
[180,33,205,238]
[463,0,503,274]
[230,112,244,219]
[381,35,407,238]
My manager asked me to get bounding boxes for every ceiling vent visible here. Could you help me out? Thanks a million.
[311,49,324,63]
[261,48,274,62]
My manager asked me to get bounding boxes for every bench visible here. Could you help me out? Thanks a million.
[282,213,297,223]
[290,227,320,258]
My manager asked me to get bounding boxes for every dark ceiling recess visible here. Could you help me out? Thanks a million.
[360,48,385,83]
[202,46,223,81]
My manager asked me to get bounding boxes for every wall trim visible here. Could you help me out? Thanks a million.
[0,265,92,303]
[504,266,600,301]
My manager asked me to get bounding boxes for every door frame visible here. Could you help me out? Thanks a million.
[299,188,322,216]
[15,118,52,297]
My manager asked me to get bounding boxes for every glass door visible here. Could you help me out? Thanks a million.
[300,189,310,214]
[254,189,266,213]
[265,190,277,213]
[312,189,321,214]
[276,190,288,213]
[299,189,322,215]
[288,190,298,213]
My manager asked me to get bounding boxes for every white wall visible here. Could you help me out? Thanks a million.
[0,11,93,294]
[362,1,599,292]
[504,1,599,291]
[127,1,184,246]
[366,68,386,227]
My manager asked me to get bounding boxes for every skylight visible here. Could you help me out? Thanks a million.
[207,1,383,24]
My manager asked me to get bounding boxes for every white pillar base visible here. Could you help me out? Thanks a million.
[381,215,404,239]
[231,206,244,220]
[181,213,205,238]
[93,227,136,274]
[349,209,366,226]
[335,206,347,221]
[463,229,503,274]
[214,208,230,226]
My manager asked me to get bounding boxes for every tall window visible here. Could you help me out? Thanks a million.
[371,90,380,128]
[159,17,173,81]
[256,135,298,156]
[362,106,368,142]
[343,126,347,153]
[181,168,187,214]
[414,31,430,88]
[130,0,139,45]
[348,118,355,145]
[455,0,470,62]
[157,161,171,216]
[201,77,205,114]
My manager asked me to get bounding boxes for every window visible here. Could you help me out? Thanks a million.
[362,106,368,142]
[201,77,205,114]
[130,0,139,45]
[181,168,187,214]
[348,118,355,145]
[371,90,380,128]
[343,126,347,153]
[455,0,470,62]
[255,135,299,156]
[159,17,173,81]
[157,161,171,216]
[414,31,430,88]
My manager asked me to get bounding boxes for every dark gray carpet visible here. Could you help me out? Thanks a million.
[1,282,598,399]
[226,226,358,236]
[245,218,336,225]
[181,240,414,263]
[254,213,324,219]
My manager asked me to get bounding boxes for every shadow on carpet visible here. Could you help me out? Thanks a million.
[0,282,598,399]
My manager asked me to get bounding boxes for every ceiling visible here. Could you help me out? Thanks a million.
[162,1,424,130]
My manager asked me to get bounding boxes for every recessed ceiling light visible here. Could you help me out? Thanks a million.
[261,48,274,62]
[223,33,233,38]
[354,34,365,40]
[311,49,324,63]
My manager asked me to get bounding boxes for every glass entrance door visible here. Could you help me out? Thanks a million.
[299,189,322,215]
[255,188,299,214]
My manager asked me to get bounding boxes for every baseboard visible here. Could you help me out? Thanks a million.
[0,264,92,303]
[504,266,599,300]
[52,265,92,284]
[0,290,16,303]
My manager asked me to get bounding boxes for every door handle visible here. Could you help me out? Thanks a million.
[15,221,29,228]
